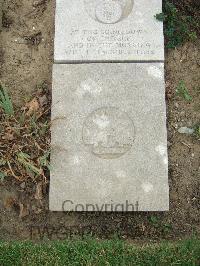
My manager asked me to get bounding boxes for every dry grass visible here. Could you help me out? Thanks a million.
[0,83,51,187]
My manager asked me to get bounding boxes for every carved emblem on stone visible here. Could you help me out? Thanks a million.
[84,0,134,24]
[82,107,135,159]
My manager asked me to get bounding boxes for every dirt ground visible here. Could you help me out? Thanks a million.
[0,0,199,241]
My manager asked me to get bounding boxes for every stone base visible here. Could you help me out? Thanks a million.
[49,63,169,211]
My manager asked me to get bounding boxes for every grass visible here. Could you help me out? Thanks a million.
[0,84,14,116]
[0,85,50,184]
[0,238,199,266]
[176,80,192,101]
[156,1,199,48]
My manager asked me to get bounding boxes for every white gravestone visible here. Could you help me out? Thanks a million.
[49,63,169,211]
[54,0,164,62]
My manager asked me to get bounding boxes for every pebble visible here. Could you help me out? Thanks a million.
[33,0,45,7]
[178,127,194,135]
[174,124,178,129]
[20,182,26,189]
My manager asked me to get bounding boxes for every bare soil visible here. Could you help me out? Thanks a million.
[0,0,199,241]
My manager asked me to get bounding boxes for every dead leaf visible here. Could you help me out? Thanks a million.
[2,127,14,141]
[38,94,48,107]
[19,203,29,218]
[2,131,14,141]
[25,98,40,116]
[34,207,42,214]
[35,181,43,200]
[4,196,16,209]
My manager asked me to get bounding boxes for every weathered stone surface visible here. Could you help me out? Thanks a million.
[54,0,164,62]
[50,63,169,211]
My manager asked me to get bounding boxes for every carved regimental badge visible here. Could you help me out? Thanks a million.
[82,107,135,159]
[84,0,134,24]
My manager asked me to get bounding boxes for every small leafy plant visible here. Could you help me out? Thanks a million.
[17,152,43,177]
[176,80,192,101]
[0,172,7,181]
[149,216,173,234]
[149,215,160,228]
[0,84,14,115]
[155,1,198,48]
[194,124,200,138]
[38,150,52,171]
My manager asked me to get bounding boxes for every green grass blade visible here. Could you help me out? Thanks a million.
[0,85,14,116]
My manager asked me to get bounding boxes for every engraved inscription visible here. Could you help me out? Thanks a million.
[66,28,157,58]
[82,107,135,159]
[54,0,164,61]
[84,0,134,24]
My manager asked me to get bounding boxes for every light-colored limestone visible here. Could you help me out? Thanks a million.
[49,63,169,211]
[54,0,164,62]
